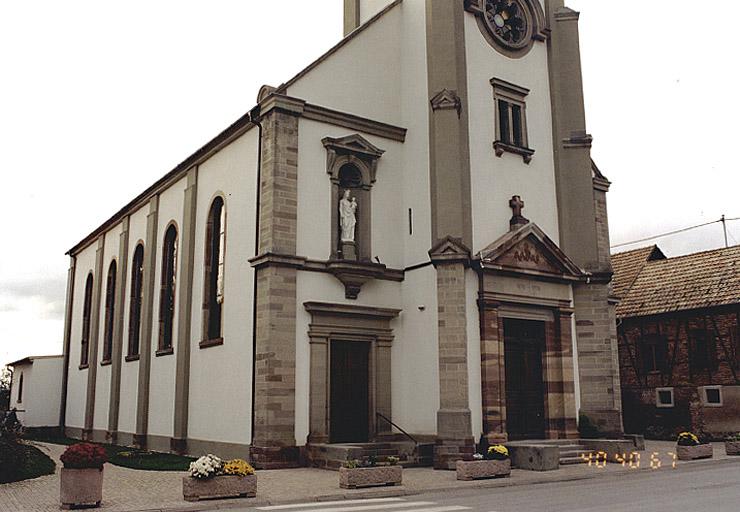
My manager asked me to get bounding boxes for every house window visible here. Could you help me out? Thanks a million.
[699,386,723,407]
[80,273,94,368]
[102,260,117,364]
[640,334,667,374]
[158,224,178,354]
[491,77,534,163]
[689,329,715,371]
[127,244,145,359]
[202,197,225,346]
[656,387,674,408]
[17,373,23,403]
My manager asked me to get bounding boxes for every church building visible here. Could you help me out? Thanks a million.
[60,0,623,469]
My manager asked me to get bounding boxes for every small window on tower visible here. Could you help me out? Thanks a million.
[700,386,723,407]
[491,77,533,164]
[656,387,674,408]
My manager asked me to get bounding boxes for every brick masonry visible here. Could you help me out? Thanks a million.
[618,308,740,438]
[250,99,301,468]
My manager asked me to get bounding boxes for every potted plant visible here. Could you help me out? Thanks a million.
[675,432,713,461]
[456,444,511,481]
[59,443,107,509]
[725,433,740,456]
[339,455,403,489]
[182,455,256,502]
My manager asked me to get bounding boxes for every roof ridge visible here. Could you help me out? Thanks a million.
[645,243,740,265]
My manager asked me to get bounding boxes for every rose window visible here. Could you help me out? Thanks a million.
[484,0,528,46]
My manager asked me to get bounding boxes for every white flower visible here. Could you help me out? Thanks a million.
[473,453,484,460]
[188,454,224,479]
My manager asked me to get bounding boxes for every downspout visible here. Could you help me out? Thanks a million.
[249,105,263,444]
[59,254,77,433]
[475,259,486,442]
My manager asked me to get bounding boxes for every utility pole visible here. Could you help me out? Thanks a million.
[721,214,729,248]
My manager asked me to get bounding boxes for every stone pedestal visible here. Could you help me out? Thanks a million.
[182,475,256,501]
[60,468,103,510]
[340,241,357,261]
[339,466,402,489]
[456,459,510,480]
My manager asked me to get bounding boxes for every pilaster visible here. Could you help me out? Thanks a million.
[429,237,474,469]
[479,298,506,443]
[343,0,360,36]
[107,217,130,442]
[545,1,600,272]
[135,196,159,448]
[83,237,105,439]
[59,256,77,429]
[250,94,301,469]
[172,167,198,453]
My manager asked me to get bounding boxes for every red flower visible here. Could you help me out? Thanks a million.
[60,443,107,469]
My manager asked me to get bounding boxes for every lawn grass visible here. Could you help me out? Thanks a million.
[0,440,56,484]
[24,430,195,471]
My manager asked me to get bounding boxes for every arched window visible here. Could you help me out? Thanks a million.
[81,273,94,367]
[17,373,23,403]
[158,225,178,352]
[128,244,144,358]
[202,197,225,343]
[102,260,117,363]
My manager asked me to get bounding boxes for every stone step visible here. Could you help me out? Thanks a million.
[559,449,590,459]
[560,455,590,465]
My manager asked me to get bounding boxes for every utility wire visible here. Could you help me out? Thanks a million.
[611,216,739,249]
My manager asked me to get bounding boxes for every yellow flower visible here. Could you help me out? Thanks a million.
[222,459,255,476]
[487,445,509,457]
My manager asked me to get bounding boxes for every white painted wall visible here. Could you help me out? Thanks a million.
[145,177,186,439]
[10,357,64,428]
[465,269,483,441]
[188,128,258,446]
[359,0,395,24]
[65,243,98,430]
[464,13,560,254]
[118,206,148,435]
[287,3,402,126]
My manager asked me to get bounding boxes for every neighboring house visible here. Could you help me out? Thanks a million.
[613,244,740,438]
[8,355,64,429]
[59,0,623,469]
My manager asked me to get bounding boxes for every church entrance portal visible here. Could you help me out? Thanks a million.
[330,341,370,443]
[504,318,546,440]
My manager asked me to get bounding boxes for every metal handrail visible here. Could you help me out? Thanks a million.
[375,412,417,444]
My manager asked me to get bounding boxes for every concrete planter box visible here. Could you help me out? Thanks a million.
[339,466,402,489]
[456,459,511,481]
[725,441,740,456]
[676,444,713,461]
[60,467,103,509]
[182,474,257,502]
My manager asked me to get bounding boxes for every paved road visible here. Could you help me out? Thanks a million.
[231,461,740,512]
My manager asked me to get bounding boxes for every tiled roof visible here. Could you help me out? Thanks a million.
[614,244,740,318]
[611,245,665,299]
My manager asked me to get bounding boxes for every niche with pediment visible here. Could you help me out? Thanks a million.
[323,134,384,262]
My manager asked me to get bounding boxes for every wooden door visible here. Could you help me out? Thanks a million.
[504,318,546,440]
[330,341,370,443]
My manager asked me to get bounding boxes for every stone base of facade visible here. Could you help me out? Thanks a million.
[171,437,188,455]
[433,438,475,470]
[133,434,148,450]
[580,408,624,437]
[249,445,302,469]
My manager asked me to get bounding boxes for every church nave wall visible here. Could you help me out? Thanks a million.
[187,128,258,447]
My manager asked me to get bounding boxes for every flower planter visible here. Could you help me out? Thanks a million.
[182,474,257,502]
[456,459,511,481]
[676,443,713,461]
[339,466,403,489]
[725,441,740,456]
[60,468,104,510]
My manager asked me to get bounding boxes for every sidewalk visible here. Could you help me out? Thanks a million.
[0,441,737,512]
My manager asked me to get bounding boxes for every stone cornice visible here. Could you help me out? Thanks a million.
[429,236,472,266]
[249,252,404,282]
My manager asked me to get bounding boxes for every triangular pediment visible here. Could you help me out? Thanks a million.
[478,223,585,280]
[429,236,471,265]
[322,134,385,159]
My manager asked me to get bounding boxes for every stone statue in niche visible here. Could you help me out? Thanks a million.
[339,189,358,260]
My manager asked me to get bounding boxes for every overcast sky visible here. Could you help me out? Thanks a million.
[1,1,738,367]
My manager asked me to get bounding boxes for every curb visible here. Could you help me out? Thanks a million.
[151,456,740,512]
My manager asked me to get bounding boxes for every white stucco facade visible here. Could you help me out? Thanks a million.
[9,356,63,428]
